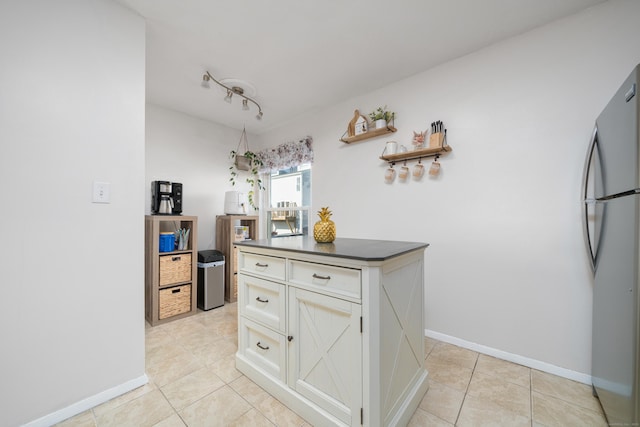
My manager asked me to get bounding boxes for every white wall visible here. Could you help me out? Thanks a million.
[145,104,258,249]
[256,0,640,378]
[0,1,146,425]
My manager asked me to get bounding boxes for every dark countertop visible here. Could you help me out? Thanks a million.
[235,236,428,261]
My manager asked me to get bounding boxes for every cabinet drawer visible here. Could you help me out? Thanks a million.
[239,317,286,383]
[239,252,286,281]
[289,260,361,300]
[159,284,191,319]
[159,253,192,286]
[239,274,285,332]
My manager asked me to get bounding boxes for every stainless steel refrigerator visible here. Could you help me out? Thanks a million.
[583,64,640,425]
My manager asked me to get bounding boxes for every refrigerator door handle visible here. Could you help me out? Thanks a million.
[582,126,599,273]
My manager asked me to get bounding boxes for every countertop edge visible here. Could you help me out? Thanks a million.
[234,237,429,261]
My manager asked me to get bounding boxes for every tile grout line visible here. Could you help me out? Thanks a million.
[530,368,534,427]
[454,351,480,426]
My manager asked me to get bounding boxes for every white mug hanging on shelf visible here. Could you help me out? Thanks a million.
[413,160,425,179]
[429,159,441,176]
[398,164,410,181]
[384,166,396,183]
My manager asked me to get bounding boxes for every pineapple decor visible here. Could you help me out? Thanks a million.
[313,207,336,243]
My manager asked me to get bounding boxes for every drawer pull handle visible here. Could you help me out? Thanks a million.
[172,288,180,294]
[256,296,269,303]
[255,262,269,268]
[172,256,181,261]
[312,273,331,280]
[256,341,270,350]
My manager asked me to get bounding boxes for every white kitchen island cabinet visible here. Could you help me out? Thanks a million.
[235,236,429,427]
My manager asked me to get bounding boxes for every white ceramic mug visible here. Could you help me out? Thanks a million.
[413,163,425,179]
[398,165,409,180]
[429,160,441,176]
[384,167,396,183]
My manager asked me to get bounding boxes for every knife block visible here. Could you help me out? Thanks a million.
[429,132,444,148]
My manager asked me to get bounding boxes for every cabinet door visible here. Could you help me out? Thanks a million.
[288,287,362,426]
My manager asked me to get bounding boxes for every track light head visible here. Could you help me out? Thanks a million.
[201,74,211,88]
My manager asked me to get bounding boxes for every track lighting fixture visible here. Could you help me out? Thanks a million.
[201,71,263,120]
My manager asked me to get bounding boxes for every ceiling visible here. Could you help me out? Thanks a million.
[116,0,606,134]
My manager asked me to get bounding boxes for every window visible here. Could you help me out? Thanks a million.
[265,164,311,237]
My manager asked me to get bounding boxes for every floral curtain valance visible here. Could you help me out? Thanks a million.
[257,136,313,173]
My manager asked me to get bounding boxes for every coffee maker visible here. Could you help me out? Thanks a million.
[151,181,183,215]
[171,182,183,215]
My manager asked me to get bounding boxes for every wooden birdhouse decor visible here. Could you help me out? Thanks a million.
[347,109,369,137]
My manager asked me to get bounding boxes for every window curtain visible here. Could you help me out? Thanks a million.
[255,136,313,238]
[256,136,313,173]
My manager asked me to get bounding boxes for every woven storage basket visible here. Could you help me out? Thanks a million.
[159,284,191,319]
[233,274,238,300]
[233,247,239,270]
[159,253,192,286]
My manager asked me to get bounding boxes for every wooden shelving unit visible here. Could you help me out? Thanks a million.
[145,215,198,326]
[340,125,396,144]
[215,215,259,303]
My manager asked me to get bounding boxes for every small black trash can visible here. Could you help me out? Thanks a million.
[197,250,225,310]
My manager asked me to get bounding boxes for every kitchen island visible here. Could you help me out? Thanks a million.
[235,236,429,426]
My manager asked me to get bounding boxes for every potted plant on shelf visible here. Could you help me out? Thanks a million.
[229,128,264,211]
[369,106,395,129]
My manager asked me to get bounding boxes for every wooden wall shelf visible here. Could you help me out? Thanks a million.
[380,145,452,163]
[340,125,396,144]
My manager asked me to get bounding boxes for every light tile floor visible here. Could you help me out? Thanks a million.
[56,303,608,426]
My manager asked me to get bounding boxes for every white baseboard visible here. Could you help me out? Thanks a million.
[425,329,592,385]
[23,374,149,427]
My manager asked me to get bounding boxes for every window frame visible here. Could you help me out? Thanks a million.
[260,164,311,239]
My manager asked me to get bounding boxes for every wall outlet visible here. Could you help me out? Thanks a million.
[92,181,110,203]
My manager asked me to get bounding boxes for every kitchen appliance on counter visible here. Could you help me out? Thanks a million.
[224,190,247,215]
[151,181,183,215]
[582,64,640,426]
[171,182,183,215]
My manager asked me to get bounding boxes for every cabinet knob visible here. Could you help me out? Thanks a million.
[256,341,270,350]
[255,262,269,268]
[312,273,331,280]
[256,296,269,303]
[287,336,293,342]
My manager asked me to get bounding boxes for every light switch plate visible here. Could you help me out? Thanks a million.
[92,181,110,203]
